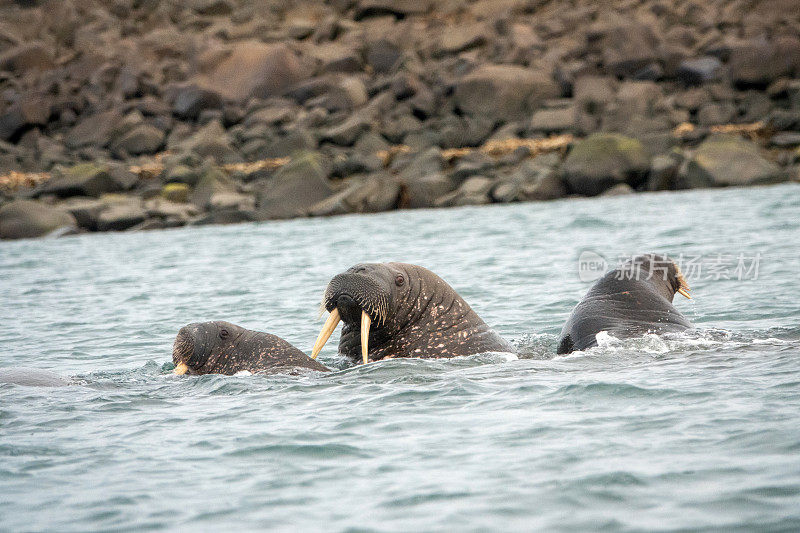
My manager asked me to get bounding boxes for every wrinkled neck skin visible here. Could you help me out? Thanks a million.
[337,264,513,363]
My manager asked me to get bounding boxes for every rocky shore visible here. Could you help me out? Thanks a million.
[1,0,799,240]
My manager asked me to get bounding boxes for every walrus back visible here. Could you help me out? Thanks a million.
[557,271,692,354]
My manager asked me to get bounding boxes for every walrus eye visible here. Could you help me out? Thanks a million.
[219,329,230,339]
[395,275,404,286]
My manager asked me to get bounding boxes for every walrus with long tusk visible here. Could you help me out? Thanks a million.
[557,254,693,354]
[311,263,514,364]
[173,321,329,375]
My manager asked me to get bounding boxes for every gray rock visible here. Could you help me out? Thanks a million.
[696,103,736,126]
[65,110,122,150]
[562,133,651,196]
[321,114,371,146]
[366,39,402,74]
[192,208,256,226]
[493,155,566,202]
[355,0,431,20]
[110,124,164,155]
[529,106,577,134]
[190,166,236,210]
[0,96,50,141]
[679,135,785,188]
[58,197,108,231]
[198,41,305,102]
[597,23,659,78]
[38,163,126,198]
[401,172,455,209]
[435,176,493,207]
[0,42,54,73]
[646,153,682,191]
[676,57,723,85]
[344,173,400,213]
[574,76,616,113]
[454,64,558,122]
[729,38,795,88]
[601,183,634,196]
[96,200,147,231]
[0,200,77,240]
[256,152,335,219]
[173,85,223,120]
[178,120,240,163]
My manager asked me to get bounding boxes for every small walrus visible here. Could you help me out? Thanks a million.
[311,262,514,364]
[557,254,693,354]
[173,321,329,375]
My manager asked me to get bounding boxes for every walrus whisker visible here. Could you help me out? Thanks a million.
[311,308,340,359]
[674,262,692,299]
[361,311,371,365]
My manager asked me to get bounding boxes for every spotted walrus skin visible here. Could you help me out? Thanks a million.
[311,263,514,364]
[557,254,693,354]
[173,321,329,375]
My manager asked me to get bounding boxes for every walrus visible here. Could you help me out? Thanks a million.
[173,321,329,375]
[557,254,693,354]
[310,262,514,364]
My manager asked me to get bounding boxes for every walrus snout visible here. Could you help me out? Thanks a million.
[172,326,197,374]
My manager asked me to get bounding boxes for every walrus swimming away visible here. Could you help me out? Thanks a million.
[557,254,693,354]
[173,321,329,375]
[311,263,514,364]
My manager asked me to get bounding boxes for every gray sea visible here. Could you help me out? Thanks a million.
[2,183,799,532]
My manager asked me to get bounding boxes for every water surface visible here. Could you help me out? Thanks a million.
[2,184,800,531]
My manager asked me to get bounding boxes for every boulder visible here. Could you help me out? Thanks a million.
[492,154,565,202]
[0,42,54,74]
[58,197,107,231]
[198,42,304,102]
[256,152,335,219]
[354,0,432,20]
[65,110,122,150]
[401,172,455,208]
[562,133,651,196]
[37,163,127,198]
[596,23,659,78]
[529,106,577,134]
[190,166,236,210]
[728,37,800,88]
[177,120,239,163]
[454,64,558,122]
[679,135,784,188]
[676,57,723,85]
[110,124,164,155]
[435,176,494,207]
[573,76,616,113]
[161,183,190,203]
[320,113,371,146]
[96,199,148,231]
[0,96,51,141]
[366,39,402,74]
[173,85,224,120]
[432,24,487,57]
[0,200,77,240]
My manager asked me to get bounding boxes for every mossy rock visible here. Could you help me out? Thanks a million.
[680,134,784,188]
[562,133,651,196]
[161,183,190,203]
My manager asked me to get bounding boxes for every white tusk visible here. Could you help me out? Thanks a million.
[361,311,371,365]
[311,308,340,359]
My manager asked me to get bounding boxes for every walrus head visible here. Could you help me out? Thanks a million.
[172,320,246,375]
[311,262,513,364]
[618,254,691,301]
